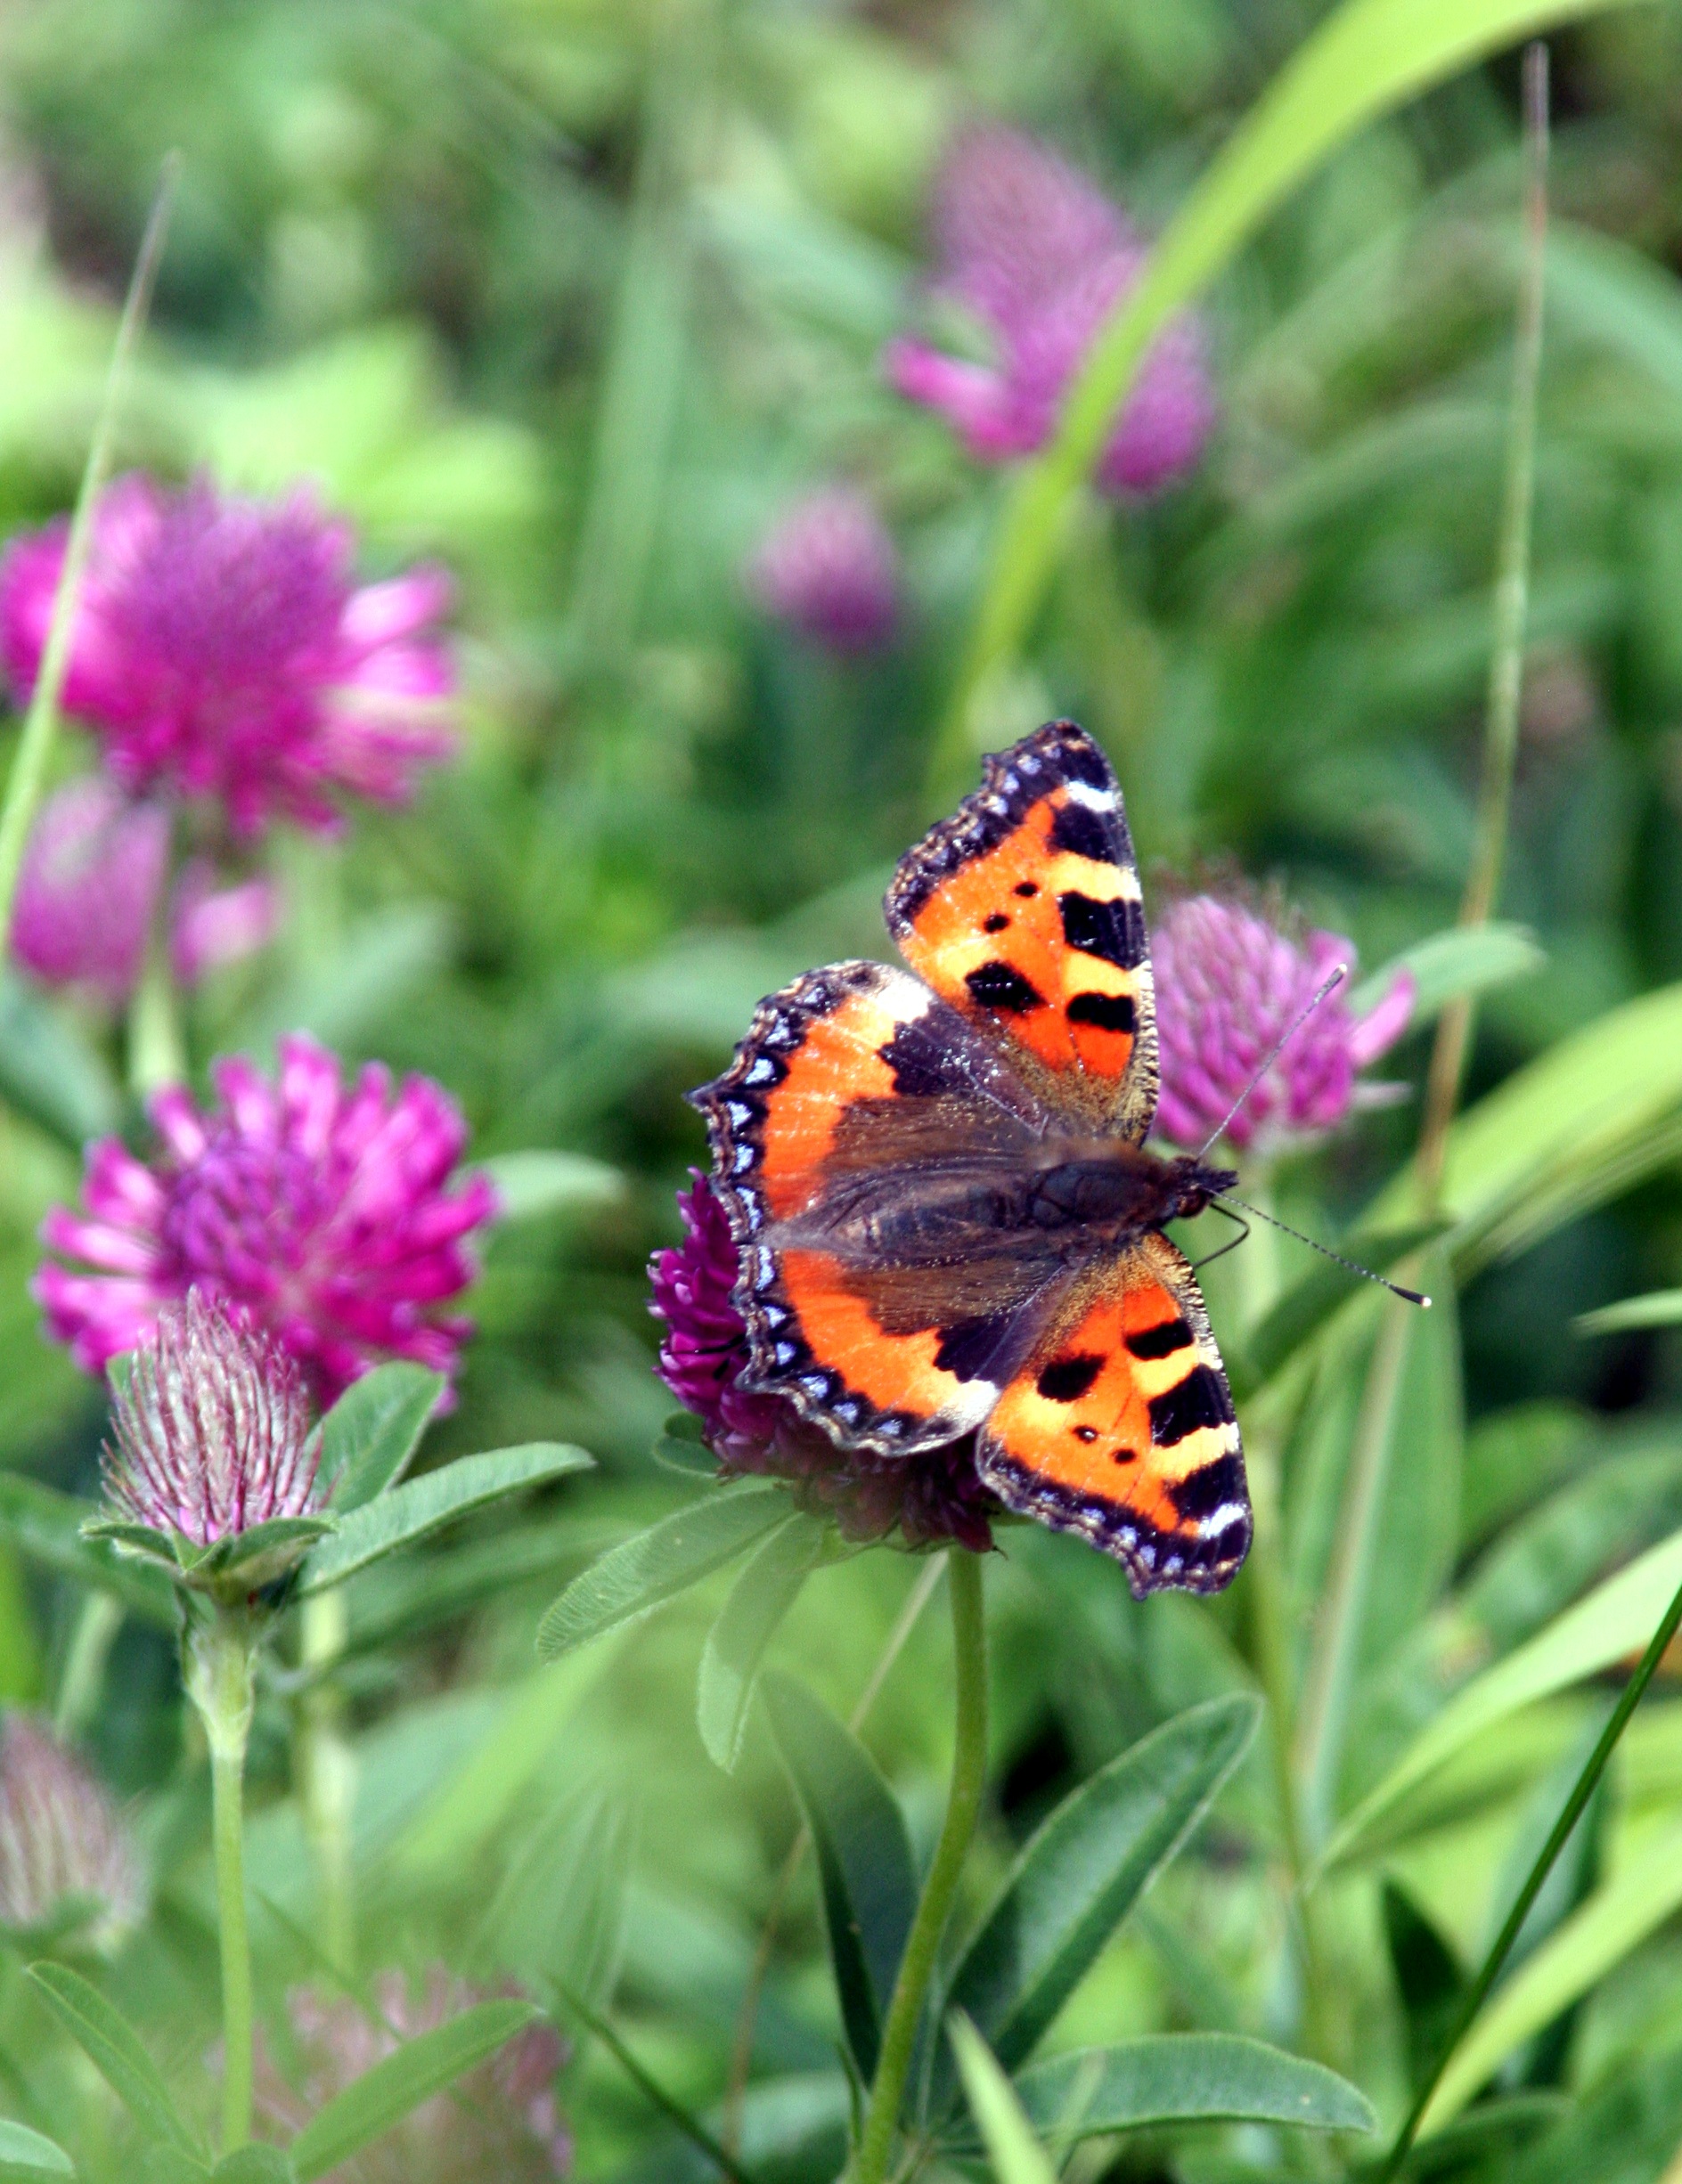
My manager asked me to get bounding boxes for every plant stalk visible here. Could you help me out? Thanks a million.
[53,1592,122,1741]
[0,157,178,952]
[1416,42,1549,1214]
[1380,1564,1682,2178]
[1290,44,1548,1856]
[854,1549,987,2184]
[185,1607,257,2155]
[298,1588,356,1973]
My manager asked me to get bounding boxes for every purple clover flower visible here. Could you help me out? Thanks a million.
[747,488,901,656]
[1153,893,1417,1156]
[102,1290,319,1549]
[886,127,1216,496]
[0,1714,146,1953]
[258,1968,570,2182]
[650,1173,994,1552]
[37,1033,498,1405]
[168,861,282,986]
[12,777,168,1001]
[0,476,456,840]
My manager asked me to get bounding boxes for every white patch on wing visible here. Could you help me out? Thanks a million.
[1062,779,1117,813]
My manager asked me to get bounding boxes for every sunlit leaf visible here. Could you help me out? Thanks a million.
[0,2119,75,2177]
[290,2000,540,2183]
[697,1512,826,1772]
[764,1672,917,2083]
[318,1363,446,1512]
[1350,921,1543,1024]
[536,1485,788,1660]
[25,1963,201,2158]
[950,2015,1056,2184]
[1577,1289,1682,1335]
[983,2035,1376,2142]
[478,1150,623,1223]
[300,1443,591,1595]
[943,1696,1259,2082]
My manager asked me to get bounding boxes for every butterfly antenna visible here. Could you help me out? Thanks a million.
[1211,1192,1432,1308]
[1194,965,1350,1161]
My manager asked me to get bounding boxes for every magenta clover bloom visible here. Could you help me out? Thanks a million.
[168,861,282,987]
[37,1033,497,1405]
[747,487,901,656]
[0,475,455,840]
[12,777,168,1001]
[102,1289,319,1550]
[650,1172,994,1552]
[886,126,1216,497]
[0,1714,146,1954]
[1152,893,1417,1156]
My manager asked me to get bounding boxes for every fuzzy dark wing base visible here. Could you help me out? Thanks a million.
[689,959,1063,1455]
[978,1235,1251,1597]
[885,721,1159,1140]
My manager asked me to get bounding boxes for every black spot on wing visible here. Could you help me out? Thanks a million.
[983,912,1009,933]
[1148,1364,1235,1446]
[877,1014,971,1098]
[1049,802,1119,864]
[967,961,1046,1014]
[1036,1353,1104,1403]
[933,1314,1018,1383]
[1125,1317,1193,1361]
[1059,891,1145,969]
[1013,880,1039,898]
[1169,1453,1246,1521]
[1066,991,1136,1033]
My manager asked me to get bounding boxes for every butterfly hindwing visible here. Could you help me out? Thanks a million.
[886,719,1158,1140]
[690,958,1059,1455]
[978,1234,1251,1598]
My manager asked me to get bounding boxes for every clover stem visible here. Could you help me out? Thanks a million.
[854,1548,987,2184]
[186,1606,257,2155]
[298,1587,356,1972]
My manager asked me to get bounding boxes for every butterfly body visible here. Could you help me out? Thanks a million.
[690,721,1253,1596]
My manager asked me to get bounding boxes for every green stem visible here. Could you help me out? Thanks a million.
[854,1549,988,2184]
[52,1592,122,1740]
[1379,1565,1682,2180]
[127,928,184,1097]
[1415,44,1549,1212]
[185,1608,257,2155]
[297,1588,356,1973]
[0,158,178,952]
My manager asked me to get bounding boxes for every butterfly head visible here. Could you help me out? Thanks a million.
[1158,1155,1239,1224]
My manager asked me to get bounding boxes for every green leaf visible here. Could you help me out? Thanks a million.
[25,1962,201,2158]
[0,1476,174,1624]
[290,1999,539,2183]
[1350,922,1543,1025]
[0,970,121,1149]
[1576,1288,1682,1335]
[212,2152,295,2184]
[950,2015,1056,2184]
[941,0,1645,778]
[697,1513,826,1771]
[763,1672,917,2083]
[1325,1527,1682,1869]
[200,1514,336,1593]
[536,1485,789,1661]
[944,1696,1259,2078]
[0,2120,75,2177]
[478,1150,622,1223]
[318,1363,446,1512]
[998,2035,1376,2142]
[299,1443,591,1595]
[1420,1821,1682,2134]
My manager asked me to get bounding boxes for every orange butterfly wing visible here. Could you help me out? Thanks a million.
[886,720,1158,1140]
[978,1235,1250,1598]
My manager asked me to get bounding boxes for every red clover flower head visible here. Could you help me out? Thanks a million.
[886,126,1216,497]
[649,1173,994,1552]
[747,487,901,656]
[258,1968,570,2183]
[37,1033,498,1405]
[1153,892,1417,1156]
[101,1290,319,1551]
[0,475,455,840]
[11,778,168,1001]
[0,1714,146,1954]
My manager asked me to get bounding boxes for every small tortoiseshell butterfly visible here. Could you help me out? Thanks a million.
[690,720,1250,1597]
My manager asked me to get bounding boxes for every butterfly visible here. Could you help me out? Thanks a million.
[689,720,1250,1597]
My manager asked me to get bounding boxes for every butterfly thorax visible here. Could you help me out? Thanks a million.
[1020,1143,1237,1242]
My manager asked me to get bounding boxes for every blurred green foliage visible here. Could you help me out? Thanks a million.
[6,0,1682,2177]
